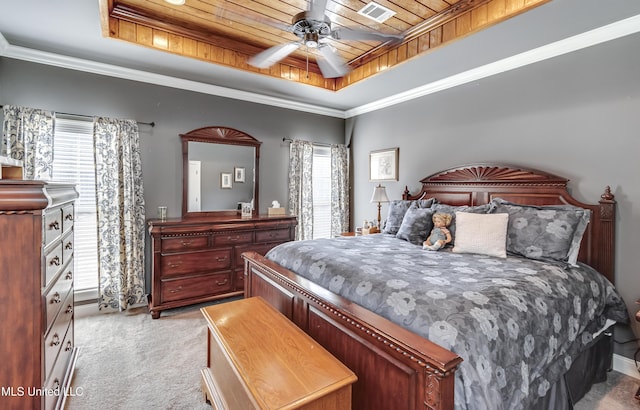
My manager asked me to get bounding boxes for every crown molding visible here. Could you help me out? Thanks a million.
[345,13,640,118]
[2,13,640,120]
[0,34,346,119]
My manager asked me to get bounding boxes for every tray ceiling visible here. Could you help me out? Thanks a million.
[101,0,549,91]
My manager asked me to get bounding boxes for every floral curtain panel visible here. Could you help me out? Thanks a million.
[331,144,349,236]
[1,105,54,180]
[288,139,314,240]
[94,117,146,312]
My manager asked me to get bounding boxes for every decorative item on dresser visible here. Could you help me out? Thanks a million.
[0,180,78,410]
[147,215,297,319]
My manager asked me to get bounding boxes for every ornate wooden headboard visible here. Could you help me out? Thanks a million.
[402,164,616,284]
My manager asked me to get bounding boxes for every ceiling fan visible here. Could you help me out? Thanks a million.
[246,0,403,78]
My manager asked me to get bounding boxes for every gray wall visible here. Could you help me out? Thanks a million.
[0,58,344,217]
[350,32,640,348]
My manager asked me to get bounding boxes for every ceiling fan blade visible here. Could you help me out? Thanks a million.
[307,0,329,21]
[332,27,403,44]
[248,42,301,69]
[316,46,350,78]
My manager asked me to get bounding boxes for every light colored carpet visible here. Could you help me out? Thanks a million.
[66,302,216,410]
[66,300,640,410]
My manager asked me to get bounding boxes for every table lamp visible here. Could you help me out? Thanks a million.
[370,184,389,232]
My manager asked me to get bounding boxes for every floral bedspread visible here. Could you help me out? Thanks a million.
[265,234,627,410]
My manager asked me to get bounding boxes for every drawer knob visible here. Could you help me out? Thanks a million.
[65,241,73,250]
[228,236,239,241]
[65,214,74,221]
[49,220,60,230]
[169,262,182,268]
[66,304,73,314]
[51,333,61,346]
[216,256,227,262]
[53,379,60,390]
[181,241,192,246]
[49,256,61,266]
[65,271,73,280]
[169,286,183,293]
[65,340,73,352]
[216,279,229,286]
[51,292,62,304]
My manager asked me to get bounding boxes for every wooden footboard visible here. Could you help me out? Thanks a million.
[243,251,462,410]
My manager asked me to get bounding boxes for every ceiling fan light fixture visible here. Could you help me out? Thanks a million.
[164,0,185,5]
[304,32,319,48]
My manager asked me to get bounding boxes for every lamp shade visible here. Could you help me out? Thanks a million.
[370,184,389,203]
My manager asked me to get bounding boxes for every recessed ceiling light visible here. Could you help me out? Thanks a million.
[164,0,185,5]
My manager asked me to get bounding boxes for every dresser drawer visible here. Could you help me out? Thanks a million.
[62,204,74,234]
[162,235,210,252]
[44,271,73,331]
[161,273,232,303]
[45,242,64,285]
[44,208,63,246]
[62,230,74,264]
[255,228,291,243]
[44,321,74,410]
[44,290,73,382]
[161,249,231,277]
[213,231,253,246]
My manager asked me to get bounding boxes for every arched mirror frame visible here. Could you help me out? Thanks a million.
[181,126,261,218]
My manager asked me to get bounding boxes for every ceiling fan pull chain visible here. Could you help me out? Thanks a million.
[305,46,310,79]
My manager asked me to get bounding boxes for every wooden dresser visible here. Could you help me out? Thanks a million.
[201,297,357,409]
[147,214,297,318]
[0,181,78,410]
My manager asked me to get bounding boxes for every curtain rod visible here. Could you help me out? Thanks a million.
[0,105,155,127]
[282,137,350,148]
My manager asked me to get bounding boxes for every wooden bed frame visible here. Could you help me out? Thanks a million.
[242,164,616,410]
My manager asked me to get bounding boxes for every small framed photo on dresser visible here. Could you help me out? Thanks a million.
[220,172,232,189]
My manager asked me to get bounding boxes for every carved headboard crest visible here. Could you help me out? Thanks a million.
[420,164,568,186]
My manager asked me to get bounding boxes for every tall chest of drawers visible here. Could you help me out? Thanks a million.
[147,215,297,319]
[0,181,78,410]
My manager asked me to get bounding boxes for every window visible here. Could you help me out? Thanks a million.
[312,146,331,239]
[52,116,98,301]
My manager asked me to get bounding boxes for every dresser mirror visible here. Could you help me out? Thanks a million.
[181,126,260,217]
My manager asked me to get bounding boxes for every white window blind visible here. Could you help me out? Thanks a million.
[312,146,332,239]
[52,117,98,299]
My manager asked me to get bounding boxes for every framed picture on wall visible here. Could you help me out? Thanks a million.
[234,167,245,183]
[369,148,399,181]
[220,172,233,189]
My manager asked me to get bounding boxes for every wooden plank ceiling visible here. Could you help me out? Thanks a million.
[100,0,549,91]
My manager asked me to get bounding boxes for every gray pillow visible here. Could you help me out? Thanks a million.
[395,206,435,245]
[430,203,492,246]
[382,198,437,235]
[490,198,591,266]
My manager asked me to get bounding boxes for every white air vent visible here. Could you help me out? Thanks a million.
[357,2,396,23]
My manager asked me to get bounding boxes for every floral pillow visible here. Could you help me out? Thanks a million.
[395,205,435,245]
[489,198,591,266]
[382,198,436,235]
[429,203,493,246]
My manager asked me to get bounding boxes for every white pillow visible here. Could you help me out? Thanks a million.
[452,212,509,258]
